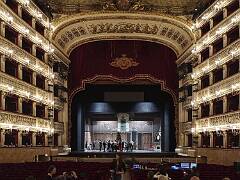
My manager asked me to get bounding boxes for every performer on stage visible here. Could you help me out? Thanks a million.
[99,140,102,151]
[103,141,106,152]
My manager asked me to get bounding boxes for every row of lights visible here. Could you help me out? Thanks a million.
[0,44,54,80]
[0,6,54,53]
[16,0,49,28]
[0,83,54,106]
[0,122,54,134]
[191,40,240,80]
[192,11,240,55]
[196,0,234,28]
[191,82,240,106]
[192,123,240,134]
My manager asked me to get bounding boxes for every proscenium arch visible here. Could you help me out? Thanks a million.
[52,12,195,57]
[70,80,177,152]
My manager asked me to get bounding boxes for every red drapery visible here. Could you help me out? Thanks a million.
[69,40,177,96]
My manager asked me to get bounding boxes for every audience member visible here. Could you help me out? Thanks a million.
[46,165,57,180]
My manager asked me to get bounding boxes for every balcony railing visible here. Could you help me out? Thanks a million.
[54,97,64,110]
[183,96,192,109]
[193,37,240,80]
[195,109,240,132]
[194,73,240,105]
[179,121,192,132]
[0,71,53,106]
[0,35,52,79]
[0,110,52,132]
[182,74,193,86]
[54,72,64,85]
[54,121,64,134]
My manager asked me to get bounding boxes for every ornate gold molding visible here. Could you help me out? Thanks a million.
[110,54,139,70]
[51,13,195,57]
[195,110,240,131]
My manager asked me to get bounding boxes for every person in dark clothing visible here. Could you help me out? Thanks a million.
[99,140,102,151]
[121,141,124,151]
[46,165,56,180]
[107,140,111,152]
[103,141,106,152]
[111,141,114,152]
[110,155,126,180]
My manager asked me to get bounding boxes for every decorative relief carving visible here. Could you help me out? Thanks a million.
[0,111,51,130]
[110,54,139,70]
[0,111,35,126]
[195,73,240,104]
[56,20,190,55]
[180,122,192,132]
[196,110,240,129]
[54,122,64,133]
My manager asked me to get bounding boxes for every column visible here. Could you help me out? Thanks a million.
[17,4,22,17]
[1,92,6,110]
[209,45,213,57]
[223,131,228,148]
[0,130,5,147]
[33,102,36,116]
[223,96,228,113]
[44,133,48,146]
[223,64,227,79]
[32,72,37,86]
[45,106,48,119]
[32,44,36,56]
[45,79,49,92]
[197,54,201,64]
[223,34,228,48]
[44,52,48,64]
[198,105,202,119]
[18,131,22,147]
[210,19,214,29]
[209,101,213,116]
[223,8,228,19]
[0,21,5,37]
[58,134,62,146]
[17,34,22,48]
[198,133,202,147]
[209,71,213,85]
[210,132,214,147]
[32,18,36,29]
[18,64,22,80]
[18,97,22,113]
[1,55,6,72]
[184,134,188,147]
[32,132,36,146]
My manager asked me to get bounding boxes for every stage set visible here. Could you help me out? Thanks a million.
[70,85,176,154]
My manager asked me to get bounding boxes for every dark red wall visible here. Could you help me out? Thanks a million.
[69,40,177,96]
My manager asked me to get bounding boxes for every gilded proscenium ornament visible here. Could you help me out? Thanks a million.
[110,54,139,70]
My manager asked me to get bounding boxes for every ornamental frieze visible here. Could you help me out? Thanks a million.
[53,14,194,56]
[196,111,240,129]
[0,111,36,126]
[56,22,189,53]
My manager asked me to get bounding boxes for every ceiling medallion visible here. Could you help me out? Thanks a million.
[110,54,139,70]
[103,0,146,11]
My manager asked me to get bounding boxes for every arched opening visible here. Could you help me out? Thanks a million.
[71,84,176,152]
[69,40,178,152]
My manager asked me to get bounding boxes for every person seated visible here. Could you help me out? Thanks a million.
[46,165,57,180]
[154,168,169,180]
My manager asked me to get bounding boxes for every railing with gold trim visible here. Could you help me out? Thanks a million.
[54,121,64,134]
[0,36,52,79]
[54,97,64,110]
[0,71,53,106]
[193,73,240,105]
[0,110,52,132]
[195,110,240,131]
